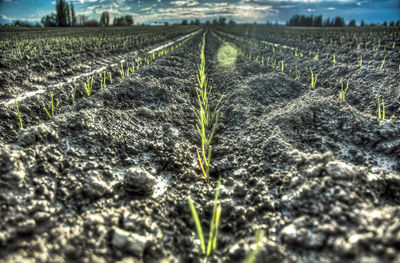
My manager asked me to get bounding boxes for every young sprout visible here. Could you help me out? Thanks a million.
[244,231,265,263]
[310,68,317,88]
[378,97,385,120]
[295,63,300,81]
[359,55,362,67]
[15,100,23,129]
[187,177,222,256]
[72,84,77,103]
[84,75,94,97]
[332,53,336,64]
[313,51,319,61]
[281,61,284,72]
[380,56,386,69]
[43,91,60,119]
[100,71,106,90]
[109,72,113,84]
[273,59,276,68]
[339,79,349,101]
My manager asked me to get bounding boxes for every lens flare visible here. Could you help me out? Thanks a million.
[217,42,238,67]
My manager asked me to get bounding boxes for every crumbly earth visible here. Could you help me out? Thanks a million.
[0,27,399,263]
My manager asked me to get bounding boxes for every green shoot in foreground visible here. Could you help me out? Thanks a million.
[339,79,349,102]
[244,231,266,263]
[378,97,385,120]
[310,68,317,88]
[84,75,94,97]
[188,178,222,256]
[43,91,60,119]
[15,100,23,129]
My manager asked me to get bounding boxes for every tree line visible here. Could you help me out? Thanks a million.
[286,14,400,27]
[40,0,134,27]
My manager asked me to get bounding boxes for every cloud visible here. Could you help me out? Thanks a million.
[170,0,199,7]
[131,2,274,24]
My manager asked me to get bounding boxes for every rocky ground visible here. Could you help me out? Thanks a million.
[0,28,399,262]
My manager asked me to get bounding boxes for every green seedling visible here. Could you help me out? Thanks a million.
[109,72,113,84]
[273,59,276,68]
[187,178,222,256]
[100,71,106,90]
[295,63,300,81]
[244,231,265,263]
[339,79,349,101]
[281,61,284,72]
[378,97,385,120]
[120,62,125,79]
[332,53,336,64]
[43,91,60,119]
[359,55,362,67]
[72,84,77,103]
[84,75,94,97]
[15,100,23,129]
[310,68,317,88]
[313,51,319,61]
[380,56,386,69]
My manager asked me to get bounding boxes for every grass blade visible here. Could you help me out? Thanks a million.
[188,197,206,254]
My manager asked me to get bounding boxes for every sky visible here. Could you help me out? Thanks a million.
[0,0,399,25]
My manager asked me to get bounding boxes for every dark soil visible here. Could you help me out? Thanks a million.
[0,27,399,263]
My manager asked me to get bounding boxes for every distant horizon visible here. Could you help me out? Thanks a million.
[0,0,399,26]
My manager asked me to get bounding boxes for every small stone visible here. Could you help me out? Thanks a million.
[17,219,36,234]
[166,127,180,138]
[3,170,25,182]
[112,227,150,258]
[18,124,58,146]
[85,214,105,225]
[124,167,155,195]
[304,164,323,177]
[33,211,51,222]
[84,171,109,198]
[325,161,358,180]
[280,217,326,249]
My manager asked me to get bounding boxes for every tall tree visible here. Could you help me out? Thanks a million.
[56,0,68,26]
[78,14,88,26]
[348,19,356,27]
[125,15,134,25]
[313,15,322,27]
[71,1,77,26]
[66,1,71,26]
[41,13,57,27]
[100,11,110,26]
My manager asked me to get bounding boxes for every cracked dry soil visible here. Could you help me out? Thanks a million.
[1,29,400,263]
